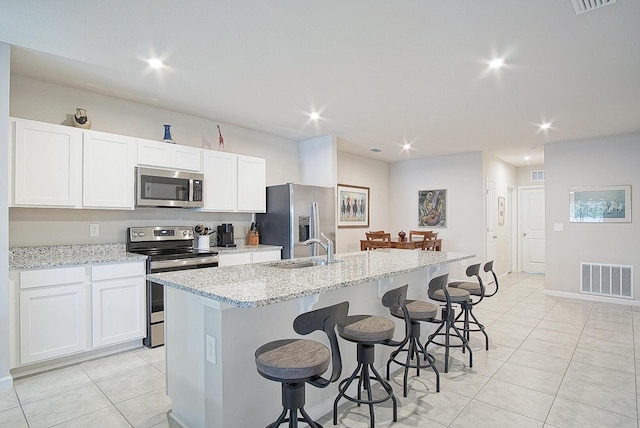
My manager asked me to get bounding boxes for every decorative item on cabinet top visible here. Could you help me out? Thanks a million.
[217,125,225,150]
[72,108,92,129]
[163,124,175,144]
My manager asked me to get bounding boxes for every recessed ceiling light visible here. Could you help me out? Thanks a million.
[539,122,552,130]
[402,143,412,151]
[489,58,505,69]
[523,155,531,161]
[147,58,164,69]
[309,112,321,121]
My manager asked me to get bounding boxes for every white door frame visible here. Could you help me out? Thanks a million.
[507,185,517,273]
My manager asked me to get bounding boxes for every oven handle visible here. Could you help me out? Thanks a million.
[150,256,219,271]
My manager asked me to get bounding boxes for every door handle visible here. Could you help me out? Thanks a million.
[522,233,527,237]
[493,235,498,239]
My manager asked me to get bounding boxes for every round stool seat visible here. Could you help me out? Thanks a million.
[449,281,482,296]
[389,299,438,321]
[431,287,470,303]
[338,314,395,344]
[255,339,330,382]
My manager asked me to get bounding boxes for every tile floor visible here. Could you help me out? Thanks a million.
[1,272,639,427]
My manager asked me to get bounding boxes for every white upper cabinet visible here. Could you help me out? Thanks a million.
[202,150,238,211]
[12,118,82,208]
[237,155,266,212]
[137,138,201,172]
[83,130,137,209]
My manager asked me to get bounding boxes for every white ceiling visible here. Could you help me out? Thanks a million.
[1,1,639,166]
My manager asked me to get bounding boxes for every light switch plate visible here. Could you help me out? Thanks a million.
[206,335,216,364]
[90,224,100,237]
[553,223,564,232]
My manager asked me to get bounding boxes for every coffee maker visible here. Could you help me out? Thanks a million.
[216,223,236,247]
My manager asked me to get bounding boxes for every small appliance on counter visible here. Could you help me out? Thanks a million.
[217,223,236,247]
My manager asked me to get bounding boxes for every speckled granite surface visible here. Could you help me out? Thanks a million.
[148,249,474,308]
[9,244,148,270]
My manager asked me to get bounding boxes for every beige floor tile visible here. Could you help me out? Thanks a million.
[81,352,148,383]
[581,326,634,344]
[116,388,172,428]
[135,346,166,365]
[519,337,576,360]
[557,377,637,419]
[546,397,637,428]
[486,319,536,336]
[578,335,635,357]
[535,319,585,335]
[413,388,471,426]
[95,364,166,404]
[585,318,633,333]
[51,406,132,428]
[438,369,490,399]
[14,365,93,405]
[0,406,29,428]
[492,362,563,395]
[528,327,580,347]
[507,349,570,376]
[486,329,527,348]
[475,379,555,422]
[565,360,636,392]
[543,310,588,325]
[22,384,111,428]
[572,347,635,374]
[450,400,543,428]
[0,388,20,412]
[588,310,632,324]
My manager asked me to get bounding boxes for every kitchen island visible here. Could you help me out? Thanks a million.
[148,249,474,428]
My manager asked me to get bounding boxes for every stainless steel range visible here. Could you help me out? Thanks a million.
[127,226,219,347]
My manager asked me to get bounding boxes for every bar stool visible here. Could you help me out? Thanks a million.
[386,296,440,396]
[255,301,349,428]
[424,274,473,373]
[333,285,409,428]
[448,263,489,350]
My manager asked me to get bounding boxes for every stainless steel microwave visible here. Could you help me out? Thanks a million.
[136,167,204,208]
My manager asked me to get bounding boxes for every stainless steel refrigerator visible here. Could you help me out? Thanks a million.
[256,183,336,259]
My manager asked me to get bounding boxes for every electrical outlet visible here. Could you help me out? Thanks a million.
[89,224,100,237]
[461,259,468,266]
[206,335,216,364]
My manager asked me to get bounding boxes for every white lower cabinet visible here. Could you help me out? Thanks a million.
[13,261,146,367]
[218,249,281,266]
[91,263,146,348]
[18,266,89,365]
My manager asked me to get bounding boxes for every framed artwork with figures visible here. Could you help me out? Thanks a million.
[338,184,369,228]
[418,189,447,228]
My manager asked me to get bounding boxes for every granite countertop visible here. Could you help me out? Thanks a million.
[9,243,148,270]
[148,249,474,308]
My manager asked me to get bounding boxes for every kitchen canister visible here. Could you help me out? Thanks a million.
[197,234,210,250]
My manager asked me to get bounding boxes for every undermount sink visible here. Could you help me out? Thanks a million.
[269,259,343,269]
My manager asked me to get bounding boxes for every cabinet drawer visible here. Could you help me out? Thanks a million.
[252,250,281,263]
[19,266,86,289]
[92,262,145,281]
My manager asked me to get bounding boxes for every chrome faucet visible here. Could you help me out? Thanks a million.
[302,233,334,264]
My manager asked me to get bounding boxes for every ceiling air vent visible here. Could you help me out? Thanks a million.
[369,148,382,153]
[531,170,545,181]
[571,0,616,15]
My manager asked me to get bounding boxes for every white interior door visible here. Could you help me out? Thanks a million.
[520,186,545,273]
[506,186,517,273]
[486,180,496,269]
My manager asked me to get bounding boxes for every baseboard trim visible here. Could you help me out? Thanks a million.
[544,290,640,307]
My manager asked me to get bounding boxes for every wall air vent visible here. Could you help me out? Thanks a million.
[581,262,633,299]
[531,170,545,181]
[571,0,616,15]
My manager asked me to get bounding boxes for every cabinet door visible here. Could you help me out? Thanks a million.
[92,276,145,348]
[172,145,202,171]
[218,252,252,266]
[237,155,266,212]
[202,150,237,211]
[20,284,88,364]
[83,130,136,209]
[137,138,171,168]
[13,119,82,207]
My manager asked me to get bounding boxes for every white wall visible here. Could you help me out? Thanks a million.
[298,135,337,187]
[0,43,11,389]
[389,152,485,280]
[545,133,640,299]
[483,153,518,276]
[336,152,389,253]
[9,76,302,245]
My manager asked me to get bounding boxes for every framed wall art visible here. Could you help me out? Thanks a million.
[569,185,631,223]
[338,184,369,228]
[418,189,447,227]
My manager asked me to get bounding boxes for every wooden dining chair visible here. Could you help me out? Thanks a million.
[408,230,437,251]
[365,232,391,249]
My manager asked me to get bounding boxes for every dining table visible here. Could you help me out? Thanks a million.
[359,238,442,251]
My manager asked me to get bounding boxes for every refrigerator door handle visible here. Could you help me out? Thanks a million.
[311,201,320,257]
